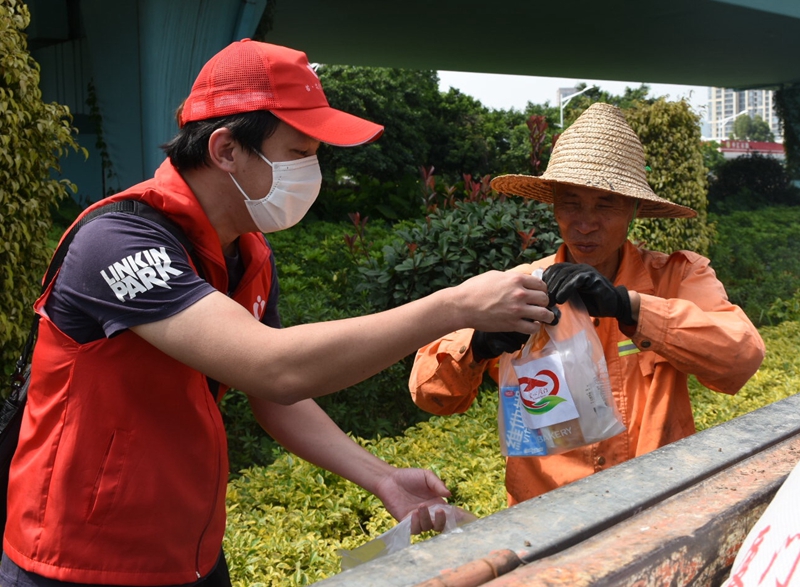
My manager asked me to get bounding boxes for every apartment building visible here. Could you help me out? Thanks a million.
[707,87,782,141]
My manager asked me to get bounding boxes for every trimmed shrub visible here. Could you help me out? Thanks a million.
[708,207,800,326]
[707,153,800,214]
[357,197,561,310]
[625,98,715,256]
[0,0,84,372]
[224,389,504,586]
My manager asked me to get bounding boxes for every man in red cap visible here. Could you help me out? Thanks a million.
[1,40,553,587]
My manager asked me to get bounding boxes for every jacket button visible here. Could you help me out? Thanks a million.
[640,340,651,349]
[593,318,600,327]
[597,456,606,466]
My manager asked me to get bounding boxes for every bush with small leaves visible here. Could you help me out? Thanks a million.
[224,390,504,586]
[625,98,715,256]
[708,207,800,327]
[357,197,561,310]
[1,0,84,372]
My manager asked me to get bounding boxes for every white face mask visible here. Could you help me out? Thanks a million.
[229,151,322,233]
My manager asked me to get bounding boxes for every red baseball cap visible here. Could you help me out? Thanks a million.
[179,39,384,147]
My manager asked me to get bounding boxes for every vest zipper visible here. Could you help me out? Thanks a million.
[195,387,224,579]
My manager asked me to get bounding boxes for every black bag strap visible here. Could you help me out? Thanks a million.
[9,200,201,395]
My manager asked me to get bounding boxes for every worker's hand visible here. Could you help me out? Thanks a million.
[542,263,635,325]
[470,303,561,362]
[373,468,451,535]
[471,330,530,362]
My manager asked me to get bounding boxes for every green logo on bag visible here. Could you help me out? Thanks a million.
[524,394,566,414]
[519,370,564,414]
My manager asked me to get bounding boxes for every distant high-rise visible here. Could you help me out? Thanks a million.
[707,87,782,141]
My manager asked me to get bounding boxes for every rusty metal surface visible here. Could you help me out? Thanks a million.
[313,394,800,587]
[413,550,522,587]
[482,435,800,587]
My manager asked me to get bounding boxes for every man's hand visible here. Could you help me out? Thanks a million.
[373,468,451,534]
[542,263,635,325]
[453,270,555,334]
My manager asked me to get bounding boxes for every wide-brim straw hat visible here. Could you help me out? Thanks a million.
[491,103,696,219]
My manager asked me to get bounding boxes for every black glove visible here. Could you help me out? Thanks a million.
[471,330,529,362]
[542,263,635,325]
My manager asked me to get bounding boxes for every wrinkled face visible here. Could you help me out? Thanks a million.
[552,184,636,280]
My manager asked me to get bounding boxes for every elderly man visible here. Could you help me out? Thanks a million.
[2,40,552,587]
[410,102,765,505]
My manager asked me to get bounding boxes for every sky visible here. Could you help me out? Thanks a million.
[437,70,710,126]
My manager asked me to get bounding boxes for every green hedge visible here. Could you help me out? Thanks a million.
[709,207,800,327]
[225,390,504,586]
[224,320,800,586]
[356,196,561,310]
[0,0,83,372]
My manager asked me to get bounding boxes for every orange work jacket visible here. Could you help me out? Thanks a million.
[410,241,765,505]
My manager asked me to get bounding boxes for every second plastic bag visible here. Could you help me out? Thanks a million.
[498,293,625,457]
[336,504,477,571]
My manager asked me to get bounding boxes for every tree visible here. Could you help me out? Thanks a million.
[316,65,440,185]
[731,114,775,142]
[707,154,800,213]
[775,84,800,179]
[702,140,726,181]
[313,65,533,221]
[561,83,654,128]
[1,0,84,372]
[625,98,714,256]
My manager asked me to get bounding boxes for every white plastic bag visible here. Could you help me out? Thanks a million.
[498,290,625,457]
[336,504,477,571]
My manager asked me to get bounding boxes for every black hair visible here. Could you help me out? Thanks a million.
[161,110,280,171]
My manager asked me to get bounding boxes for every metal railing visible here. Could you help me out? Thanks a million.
[314,393,800,587]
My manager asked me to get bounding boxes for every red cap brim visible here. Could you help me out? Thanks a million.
[271,107,384,147]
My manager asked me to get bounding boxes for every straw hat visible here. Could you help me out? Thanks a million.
[490,103,696,219]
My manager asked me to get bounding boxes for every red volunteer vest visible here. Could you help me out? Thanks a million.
[4,160,274,585]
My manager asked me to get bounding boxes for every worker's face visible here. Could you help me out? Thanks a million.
[552,184,636,280]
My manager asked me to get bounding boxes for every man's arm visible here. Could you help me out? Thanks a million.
[132,269,552,404]
[542,256,765,395]
[249,396,449,532]
[410,329,490,415]
[631,285,764,395]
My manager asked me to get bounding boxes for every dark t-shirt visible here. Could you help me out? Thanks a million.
[44,213,280,343]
